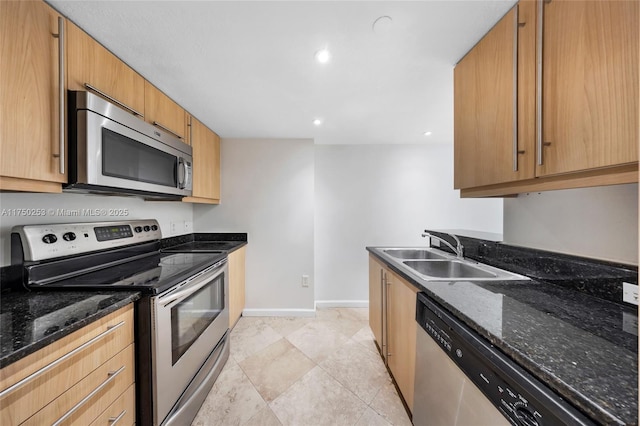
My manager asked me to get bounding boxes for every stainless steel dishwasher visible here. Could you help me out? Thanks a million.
[413,292,594,426]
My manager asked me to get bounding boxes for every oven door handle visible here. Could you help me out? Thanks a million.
[159,263,225,307]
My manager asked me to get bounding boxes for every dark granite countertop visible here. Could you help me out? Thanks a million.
[0,290,140,369]
[367,236,638,426]
[160,232,247,253]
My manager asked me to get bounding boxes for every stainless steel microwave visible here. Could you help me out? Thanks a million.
[66,90,192,199]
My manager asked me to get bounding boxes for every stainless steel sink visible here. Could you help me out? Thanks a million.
[384,249,449,260]
[404,260,497,279]
[372,247,530,281]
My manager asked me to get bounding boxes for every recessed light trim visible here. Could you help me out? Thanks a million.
[315,48,331,64]
[313,119,322,126]
[423,131,433,136]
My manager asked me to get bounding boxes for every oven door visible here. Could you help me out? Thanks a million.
[152,259,229,425]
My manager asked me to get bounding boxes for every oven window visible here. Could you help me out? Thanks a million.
[102,128,177,187]
[170,273,225,365]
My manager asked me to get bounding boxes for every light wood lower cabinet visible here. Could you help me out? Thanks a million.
[0,304,135,426]
[229,246,247,328]
[368,255,418,413]
[0,0,67,193]
[89,384,135,426]
[368,257,385,348]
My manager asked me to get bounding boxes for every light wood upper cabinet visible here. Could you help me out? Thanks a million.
[538,0,639,177]
[454,2,536,189]
[454,0,638,197]
[144,81,186,140]
[0,0,67,193]
[67,19,145,118]
[229,246,247,328]
[184,116,221,204]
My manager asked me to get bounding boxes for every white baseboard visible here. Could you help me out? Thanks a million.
[242,308,316,317]
[314,300,369,309]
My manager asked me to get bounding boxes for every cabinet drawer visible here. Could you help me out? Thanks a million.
[89,384,135,426]
[23,344,135,426]
[0,305,134,425]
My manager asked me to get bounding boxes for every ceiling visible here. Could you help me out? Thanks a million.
[48,0,516,145]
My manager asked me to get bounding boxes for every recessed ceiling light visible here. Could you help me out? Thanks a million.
[313,119,322,126]
[315,49,330,64]
[372,16,393,34]
[424,131,432,136]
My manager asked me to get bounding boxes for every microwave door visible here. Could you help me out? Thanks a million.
[76,110,192,197]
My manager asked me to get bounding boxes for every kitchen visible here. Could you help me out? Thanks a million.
[1,0,638,425]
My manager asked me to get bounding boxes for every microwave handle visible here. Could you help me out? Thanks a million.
[177,158,188,189]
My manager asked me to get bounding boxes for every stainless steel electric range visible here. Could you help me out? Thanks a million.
[11,220,229,426]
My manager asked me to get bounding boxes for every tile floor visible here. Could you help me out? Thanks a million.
[192,308,412,426]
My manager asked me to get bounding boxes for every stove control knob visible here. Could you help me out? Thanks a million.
[42,234,57,244]
[515,407,539,426]
[63,232,76,241]
[143,226,151,232]
[134,226,143,233]
[151,225,158,231]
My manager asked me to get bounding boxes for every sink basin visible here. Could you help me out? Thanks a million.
[404,260,497,279]
[384,249,449,260]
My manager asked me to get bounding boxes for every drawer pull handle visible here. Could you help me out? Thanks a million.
[85,83,144,118]
[152,121,183,139]
[108,409,127,425]
[52,365,126,426]
[0,321,125,398]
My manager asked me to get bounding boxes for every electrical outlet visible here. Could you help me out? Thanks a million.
[184,221,192,233]
[170,222,179,235]
[622,311,638,336]
[623,282,638,305]
[301,275,309,287]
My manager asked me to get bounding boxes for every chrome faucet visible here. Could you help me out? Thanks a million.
[421,231,464,259]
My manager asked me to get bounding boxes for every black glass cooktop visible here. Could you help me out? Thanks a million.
[29,252,225,295]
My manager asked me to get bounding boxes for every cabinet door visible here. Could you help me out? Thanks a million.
[144,81,186,140]
[229,246,247,328]
[387,271,418,411]
[368,256,384,351]
[0,0,66,192]
[67,20,145,117]
[454,3,536,189]
[538,0,638,176]
[184,116,221,203]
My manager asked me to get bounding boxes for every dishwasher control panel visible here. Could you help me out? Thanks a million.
[416,293,595,426]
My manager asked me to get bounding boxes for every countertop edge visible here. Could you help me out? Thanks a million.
[0,291,140,369]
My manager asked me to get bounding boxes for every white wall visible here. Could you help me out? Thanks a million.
[0,193,193,266]
[503,184,639,265]
[193,138,316,314]
[314,144,503,303]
